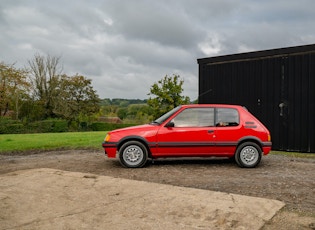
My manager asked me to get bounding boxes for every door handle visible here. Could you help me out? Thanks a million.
[208,130,214,133]
[279,102,286,116]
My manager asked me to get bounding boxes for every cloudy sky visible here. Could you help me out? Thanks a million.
[1,0,315,100]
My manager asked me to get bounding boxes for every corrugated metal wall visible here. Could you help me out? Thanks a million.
[198,45,315,152]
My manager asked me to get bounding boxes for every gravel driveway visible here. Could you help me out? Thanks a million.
[0,150,314,229]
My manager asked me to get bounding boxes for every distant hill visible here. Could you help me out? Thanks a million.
[100,98,147,107]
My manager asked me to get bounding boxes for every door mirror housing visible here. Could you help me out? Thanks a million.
[165,121,175,128]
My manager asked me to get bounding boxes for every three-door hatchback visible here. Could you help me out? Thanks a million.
[102,104,272,168]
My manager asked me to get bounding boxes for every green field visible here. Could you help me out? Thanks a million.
[0,132,107,153]
[1,132,315,158]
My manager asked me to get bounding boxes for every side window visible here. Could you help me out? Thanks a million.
[172,108,214,127]
[216,108,239,127]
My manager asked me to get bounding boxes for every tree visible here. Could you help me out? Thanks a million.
[28,54,62,118]
[147,74,190,119]
[117,107,128,120]
[53,74,100,125]
[117,104,153,124]
[0,62,30,118]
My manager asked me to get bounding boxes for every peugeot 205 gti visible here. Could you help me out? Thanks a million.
[102,104,272,168]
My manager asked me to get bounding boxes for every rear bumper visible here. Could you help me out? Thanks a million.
[262,142,272,155]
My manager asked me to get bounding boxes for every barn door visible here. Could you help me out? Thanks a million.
[278,57,289,150]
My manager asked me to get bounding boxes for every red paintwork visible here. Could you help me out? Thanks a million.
[102,104,271,159]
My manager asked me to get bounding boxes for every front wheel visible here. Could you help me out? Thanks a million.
[119,141,148,168]
[235,142,262,168]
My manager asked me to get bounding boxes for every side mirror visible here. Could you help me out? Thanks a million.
[165,121,175,127]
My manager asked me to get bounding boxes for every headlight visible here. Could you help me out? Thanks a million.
[104,134,110,142]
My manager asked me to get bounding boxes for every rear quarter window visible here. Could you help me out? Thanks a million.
[216,108,239,127]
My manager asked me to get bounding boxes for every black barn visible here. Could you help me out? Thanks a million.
[197,44,315,153]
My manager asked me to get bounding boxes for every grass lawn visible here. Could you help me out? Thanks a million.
[0,131,107,153]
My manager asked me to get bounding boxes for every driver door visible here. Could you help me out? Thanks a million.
[155,107,216,156]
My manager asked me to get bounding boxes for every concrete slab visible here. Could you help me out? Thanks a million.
[0,168,285,230]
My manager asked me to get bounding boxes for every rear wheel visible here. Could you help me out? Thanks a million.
[119,141,148,168]
[235,142,262,168]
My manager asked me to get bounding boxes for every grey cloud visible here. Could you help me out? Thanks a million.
[102,0,204,49]
[1,0,315,100]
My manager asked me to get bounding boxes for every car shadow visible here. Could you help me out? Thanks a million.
[149,157,236,167]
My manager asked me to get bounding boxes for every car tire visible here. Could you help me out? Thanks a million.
[235,142,262,168]
[119,141,148,168]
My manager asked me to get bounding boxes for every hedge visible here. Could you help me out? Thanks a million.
[26,120,69,133]
[89,122,135,131]
[0,118,136,134]
[0,119,68,134]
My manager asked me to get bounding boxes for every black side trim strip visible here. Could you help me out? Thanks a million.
[103,140,271,149]
[216,142,238,146]
[158,142,215,147]
[262,141,272,147]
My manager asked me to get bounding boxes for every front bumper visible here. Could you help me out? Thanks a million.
[102,142,117,158]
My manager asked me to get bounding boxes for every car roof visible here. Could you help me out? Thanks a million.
[180,104,243,109]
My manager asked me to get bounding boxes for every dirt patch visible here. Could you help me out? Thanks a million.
[0,150,315,229]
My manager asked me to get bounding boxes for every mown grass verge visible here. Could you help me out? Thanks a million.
[0,131,107,154]
[270,150,315,159]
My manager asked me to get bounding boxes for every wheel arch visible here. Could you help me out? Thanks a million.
[236,136,264,153]
[117,136,152,157]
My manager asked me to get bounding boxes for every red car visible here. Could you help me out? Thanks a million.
[102,104,272,168]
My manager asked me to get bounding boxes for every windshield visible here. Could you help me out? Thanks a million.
[152,106,181,124]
